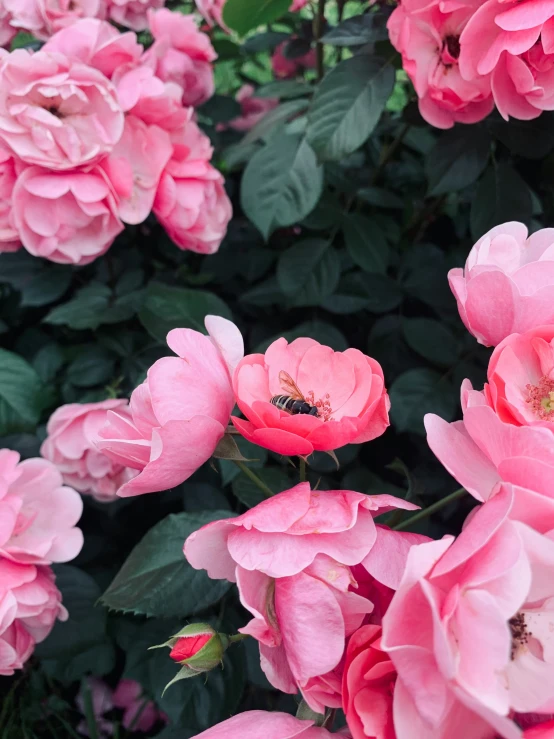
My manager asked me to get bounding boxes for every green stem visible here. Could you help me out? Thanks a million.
[393,488,467,531]
[314,0,326,81]
[233,460,273,498]
[299,457,307,483]
[229,633,249,644]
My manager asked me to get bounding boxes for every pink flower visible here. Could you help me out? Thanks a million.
[382,486,554,739]
[184,482,418,708]
[0,449,83,564]
[191,710,346,738]
[107,0,163,31]
[143,9,216,107]
[40,401,138,503]
[342,624,396,739]
[76,677,114,738]
[96,316,243,497]
[5,0,106,41]
[0,148,21,253]
[272,41,316,80]
[0,49,124,169]
[0,5,17,48]
[0,560,67,675]
[113,679,160,732]
[231,337,390,456]
[227,84,278,132]
[525,719,554,738]
[114,64,189,131]
[449,222,554,346]
[42,18,143,79]
[387,0,493,128]
[12,166,124,265]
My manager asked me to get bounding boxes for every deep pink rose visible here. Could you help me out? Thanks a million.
[41,401,138,503]
[191,711,347,738]
[0,449,83,565]
[525,720,554,738]
[5,0,106,40]
[0,560,67,675]
[387,0,493,129]
[227,84,278,132]
[185,482,418,708]
[113,679,160,732]
[383,486,554,739]
[231,337,390,456]
[143,9,216,107]
[272,41,316,80]
[114,64,188,131]
[0,148,20,253]
[0,49,124,169]
[342,624,395,739]
[97,316,243,497]
[42,18,143,79]
[107,0,163,31]
[449,222,554,346]
[12,166,124,265]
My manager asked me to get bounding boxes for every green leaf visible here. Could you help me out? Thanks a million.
[100,511,235,618]
[32,343,65,384]
[241,133,323,239]
[390,368,456,435]
[242,30,289,53]
[343,214,389,273]
[322,273,402,314]
[198,94,241,124]
[426,126,490,196]
[255,80,312,99]
[0,349,44,435]
[290,246,341,307]
[306,55,394,161]
[277,238,328,295]
[232,467,292,508]
[67,348,115,388]
[138,282,232,343]
[222,0,290,35]
[470,161,533,241]
[321,14,388,46]
[402,317,459,367]
[487,112,554,160]
[0,251,72,307]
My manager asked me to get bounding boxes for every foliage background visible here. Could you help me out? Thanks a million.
[2,0,554,734]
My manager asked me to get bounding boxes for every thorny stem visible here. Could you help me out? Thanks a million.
[314,0,326,81]
[393,488,467,531]
[233,460,274,498]
[299,456,307,482]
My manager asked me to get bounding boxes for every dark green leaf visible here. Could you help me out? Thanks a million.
[223,0,290,35]
[488,112,554,160]
[290,246,341,307]
[277,238,328,294]
[321,14,388,46]
[44,284,111,330]
[232,467,291,508]
[390,368,456,434]
[198,95,242,124]
[0,251,72,307]
[0,349,44,435]
[32,343,65,383]
[426,126,490,196]
[343,214,389,273]
[242,30,289,53]
[402,317,459,367]
[256,80,312,99]
[67,348,115,388]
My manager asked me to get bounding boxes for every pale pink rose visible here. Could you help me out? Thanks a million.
[0,560,67,675]
[387,0,493,128]
[0,5,17,48]
[42,18,143,79]
[449,222,554,347]
[40,401,138,503]
[5,0,106,40]
[12,166,124,265]
[113,678,162,732]
[96,316,243,497]
[101,115,172,225]
[525,720,554,738]
[227,84,278,132]
[231,337,390,456]
[76,677,114,738]
[191,711,347,738]
[342,624,395,739]
[143,9,216,107]
[107,0,163,31]
[184,482,418,708]
[0,449,83,565]
[0,49,124,170]
[382,485,554,739]
[114,64,188,131]
[0,148,21,253]
[272,41,316,80]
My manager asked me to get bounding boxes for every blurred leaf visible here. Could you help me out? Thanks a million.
[0,349,44,435]
[426,126,490,196]
[322,273,402,314]
[223,0,290,36]
[242,30,289,53]
[277,238,328,294]
[198,94,241,124]
[44,283,143,330]
[470,161,533,240]
[0,251,72,307]
[256,80,312,99]
[232,467,291,507]
[488,112,554,160]
[390,368,456,434]
[32,343,65,384]
[321,14,388,46]
[67,348,115,388]
[402,317,459,367]
[343,214,389,273]
[212,433,251,461]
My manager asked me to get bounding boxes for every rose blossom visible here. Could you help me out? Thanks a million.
[113,679,162,732]
[382,485,554,739]
[114,64,188,132]
[387,0,493,129]
[0,559,67,675]
[0,5,16,48]
[0,49,124,170]
[0,148,20,253]
[231,337,390,456]
[5,0,106,41]
[226,84,278,132]
[143,9,216,107]
[76,678,114,738]
[191,711,349,738]
[107,0,163,31]
[12,166,124,265]
[40,401,138,502]
[272,41,316,80]
[185,482,418,708]
[449,222,554,346]
[96,316,243,497]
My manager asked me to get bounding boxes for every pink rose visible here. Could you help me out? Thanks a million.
[227,84,278,132]
[342,624,395,739]
[42,18,143,79]
[0,559,67,675]
[96,316,243,497]
[107,0,163,31]
[12,166,124,265]
[76,677,114,737]
[0,149,21,253]
[387,0,493,129]
[191,711,346,738]
[0,449,83,564]
[231,337,390,456]
[184,482,418,708]
[113,679,161,732]
[114,64,188,131]
[382,486,554,739]
[41,401,138,503]
[272,41,316,80]
[5,0,106,40]
[0,5,16,48]
[525,720,554,738]
[449,222,554,346]
[143,9,216,107]
[0,49,124,169]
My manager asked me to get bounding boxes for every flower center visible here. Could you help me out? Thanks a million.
[305,390,333,422]
[445,35,460,59]
[509,612,532,660]
[526,376,554,419]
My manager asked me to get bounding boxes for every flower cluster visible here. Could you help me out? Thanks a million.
[0,11,231,264]
[388,0,554,128]
[0,449,82,674]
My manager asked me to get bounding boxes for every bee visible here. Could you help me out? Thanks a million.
[270,371,319,417]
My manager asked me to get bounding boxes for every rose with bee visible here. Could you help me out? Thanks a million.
[231,337,390,456]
